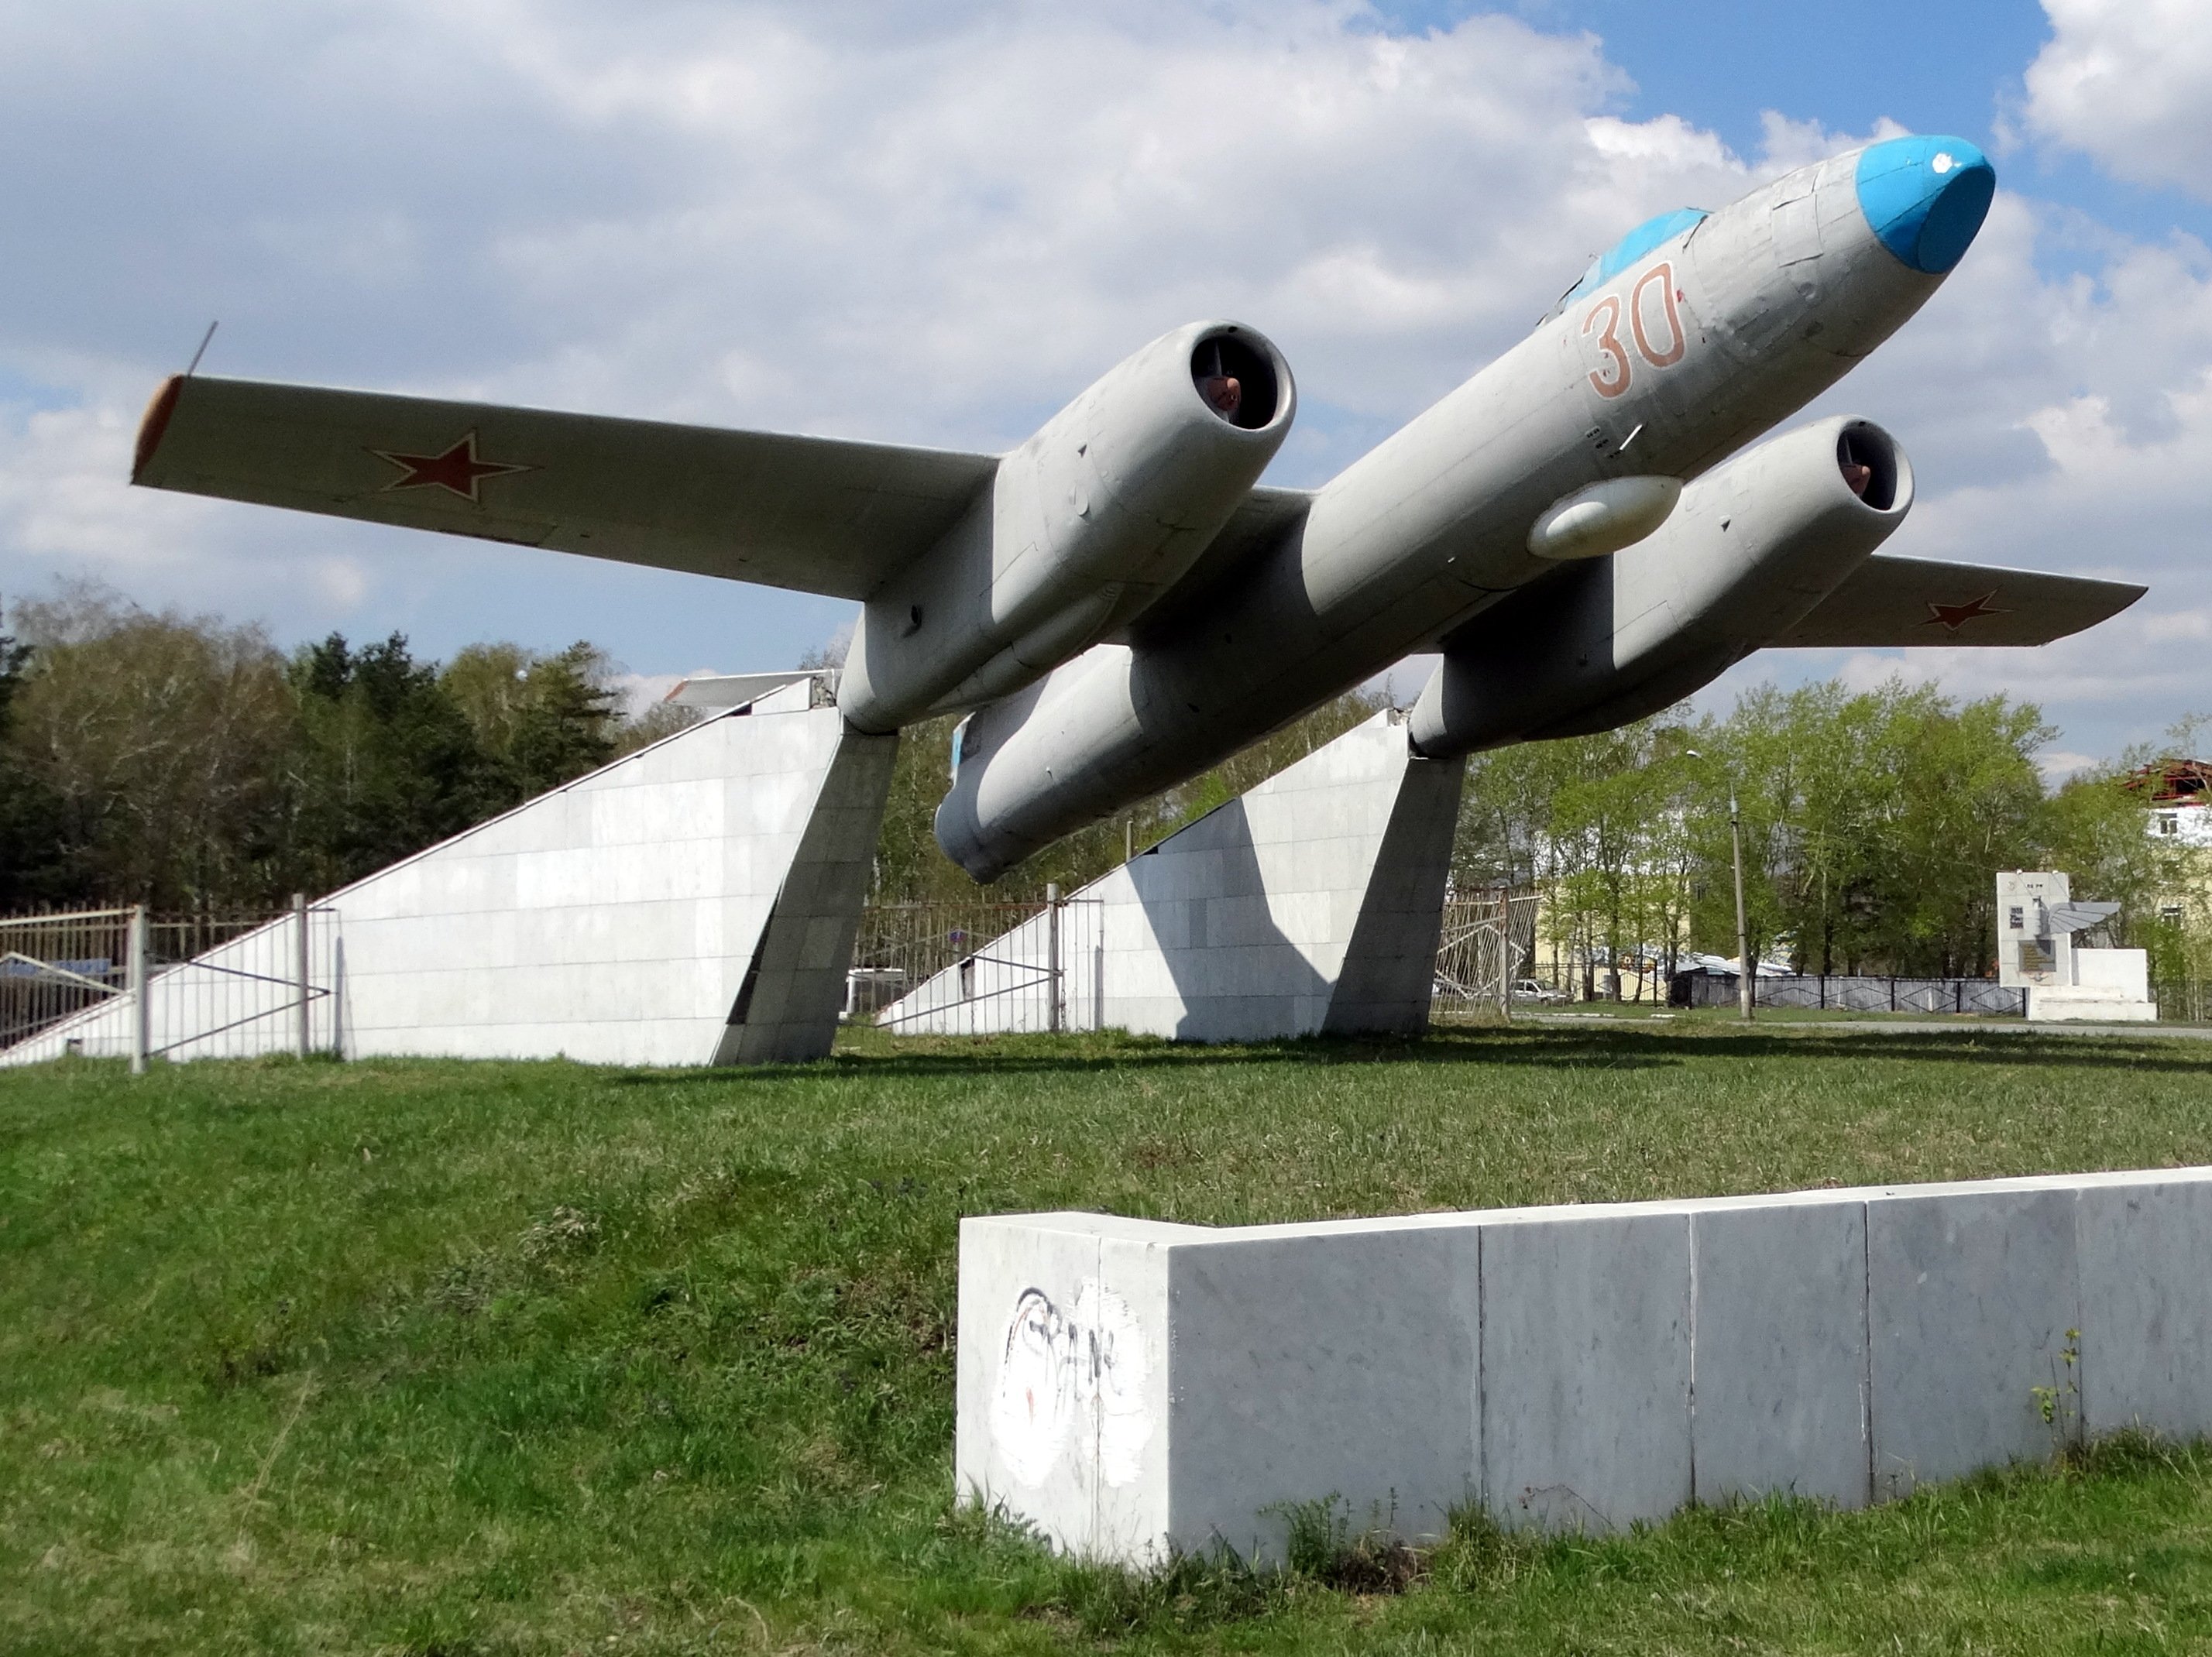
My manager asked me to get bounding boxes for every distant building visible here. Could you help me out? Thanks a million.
[2130,760,2212,951]
[2134,758,2212,850]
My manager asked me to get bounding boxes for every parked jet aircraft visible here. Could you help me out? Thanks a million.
[134,136,2142,881]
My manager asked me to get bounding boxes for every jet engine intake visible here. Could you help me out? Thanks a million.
[839,321,1294,732]
[1410,415,1913,758]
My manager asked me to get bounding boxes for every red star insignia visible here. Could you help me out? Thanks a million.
[369,431,533,502]
[1924,592,2009,633]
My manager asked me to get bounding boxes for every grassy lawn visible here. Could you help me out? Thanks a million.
[7,1021,2212,1653]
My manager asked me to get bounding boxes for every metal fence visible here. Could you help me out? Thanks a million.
[2154,980,2211,1025]
[850,899,1053,1017]
[1432,890,1542,1017]
[1671,971,2027,1016]
[0,907,134,1055]
[0,900,335,1069]
[864,891,1108,1034]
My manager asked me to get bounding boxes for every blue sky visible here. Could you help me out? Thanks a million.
[1,0,2206,769]
[1441,0,2211,249]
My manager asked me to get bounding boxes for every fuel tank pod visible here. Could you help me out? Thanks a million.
[1527,475,1682,561]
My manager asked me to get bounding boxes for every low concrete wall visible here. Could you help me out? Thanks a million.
[2033,948,2159,1023]
[959,1167,2212,1563]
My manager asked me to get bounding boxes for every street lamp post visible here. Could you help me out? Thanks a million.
[1687,751,1756,1024]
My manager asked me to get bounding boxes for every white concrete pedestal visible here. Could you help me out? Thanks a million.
[881,710,1463,1040]
[1998,870,2159,1023]
[4,675,898,1067]
[2030,948,2159,1023]
[960,1168,2212,1564]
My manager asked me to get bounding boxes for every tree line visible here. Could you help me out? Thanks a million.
[2,583,2202,990]
[0,583,1392,915]
[0,584,689,911]
[1456,683,2210,993]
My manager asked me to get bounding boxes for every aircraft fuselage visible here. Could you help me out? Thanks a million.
[936,138,1995,879]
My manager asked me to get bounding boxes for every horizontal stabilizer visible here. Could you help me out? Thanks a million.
[1772,554,2145,649]
[132,375,1002,601]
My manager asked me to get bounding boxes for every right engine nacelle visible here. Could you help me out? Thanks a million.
[1410,415,1913,758]
[840,321,1294,732]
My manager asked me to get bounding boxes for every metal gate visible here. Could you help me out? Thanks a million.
[1432,890,1541,1017]
[862,889,1106,1035]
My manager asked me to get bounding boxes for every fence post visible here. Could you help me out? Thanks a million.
[294,892,311,1058]
[1046,883,1063,1034]
[1497,907,1511,1021]
[128,904,149,1076]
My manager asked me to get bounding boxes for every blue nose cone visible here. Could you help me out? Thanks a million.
[1855,136,1995,274]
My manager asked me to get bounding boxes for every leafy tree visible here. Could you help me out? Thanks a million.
[1455,676,2056,993]
[440,640,619,804]
[4,583,294,907]
[0,602,67,907]
[2047,712,2212,981]
[871,713,971,904]
[610,698,701,760]
[280,632,500,894]
[0,616,26,726]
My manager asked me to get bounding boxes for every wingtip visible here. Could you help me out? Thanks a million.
[132,374,184,484]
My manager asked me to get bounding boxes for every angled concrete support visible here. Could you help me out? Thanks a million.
[1323,747,1463,1035]
[5,675,897,1069]
[880,710,1463,1041]
[713,721,899,1064]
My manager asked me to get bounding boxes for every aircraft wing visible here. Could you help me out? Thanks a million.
[1127,483,1313,640]
[1771,554,2145,648]
[131,374,1001,602]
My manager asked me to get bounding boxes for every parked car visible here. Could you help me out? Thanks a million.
[1512,978,1567,1003]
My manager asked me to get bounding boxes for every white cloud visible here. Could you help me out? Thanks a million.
[2022,0,2212,201]
[606,671,687,717]
[2036,749,2101,784]
[0,0,2207,766]
[0,0,1760,659]
[2145,609,2212,642]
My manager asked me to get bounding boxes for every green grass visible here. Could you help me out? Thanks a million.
[6,1021,2212,1653]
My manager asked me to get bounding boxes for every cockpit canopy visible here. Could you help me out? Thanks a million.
[1554,208,1709,314]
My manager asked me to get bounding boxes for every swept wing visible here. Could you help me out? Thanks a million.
[132,374,1314,615]
[132,374,1001,602]
[1772,554,2145,648]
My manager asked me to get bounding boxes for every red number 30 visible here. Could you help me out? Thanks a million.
[1583,261,1686,399]
[1582,294,1631,399]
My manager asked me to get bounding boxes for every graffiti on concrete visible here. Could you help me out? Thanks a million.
[990,1279,1151,1487]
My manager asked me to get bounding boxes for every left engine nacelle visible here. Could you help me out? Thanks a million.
[839,321,1293,732]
